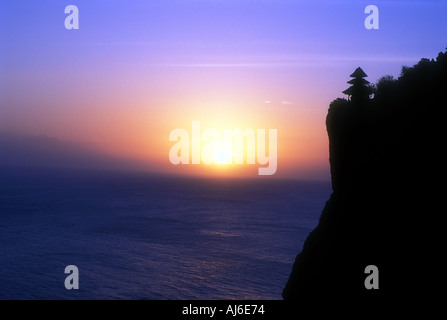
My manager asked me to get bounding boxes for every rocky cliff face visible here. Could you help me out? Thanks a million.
[283,51,446,304]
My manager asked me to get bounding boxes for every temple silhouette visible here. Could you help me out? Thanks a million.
[342,67,370,103]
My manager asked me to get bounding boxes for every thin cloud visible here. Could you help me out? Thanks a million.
[161,53,421,68]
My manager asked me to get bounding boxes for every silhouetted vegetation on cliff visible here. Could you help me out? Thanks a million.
[283,49,446,304]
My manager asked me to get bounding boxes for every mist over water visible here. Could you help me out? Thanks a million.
[0,167,330,299]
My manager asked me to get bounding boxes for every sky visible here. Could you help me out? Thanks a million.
[1,0,446,179]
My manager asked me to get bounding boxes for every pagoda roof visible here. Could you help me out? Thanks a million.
[342,87,354,95]
[347,78,370,85]
[350,67,368,78]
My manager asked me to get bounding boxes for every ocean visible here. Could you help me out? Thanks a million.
[0,167,331,300]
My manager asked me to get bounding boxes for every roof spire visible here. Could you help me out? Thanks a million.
[350,67,368,78]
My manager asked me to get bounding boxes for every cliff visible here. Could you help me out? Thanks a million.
[283,50,446,305]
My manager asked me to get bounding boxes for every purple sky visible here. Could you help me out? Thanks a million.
[1,0,446,179]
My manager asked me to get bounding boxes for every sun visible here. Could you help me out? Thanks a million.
[212,146,234,164]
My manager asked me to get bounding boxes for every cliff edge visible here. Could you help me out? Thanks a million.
[283,50,446,304]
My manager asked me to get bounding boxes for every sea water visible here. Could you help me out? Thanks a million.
[0,167,331,299]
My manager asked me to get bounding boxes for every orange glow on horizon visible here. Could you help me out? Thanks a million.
[2,62,331,180]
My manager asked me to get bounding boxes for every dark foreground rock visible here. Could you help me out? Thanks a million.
[283,51,446,306]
